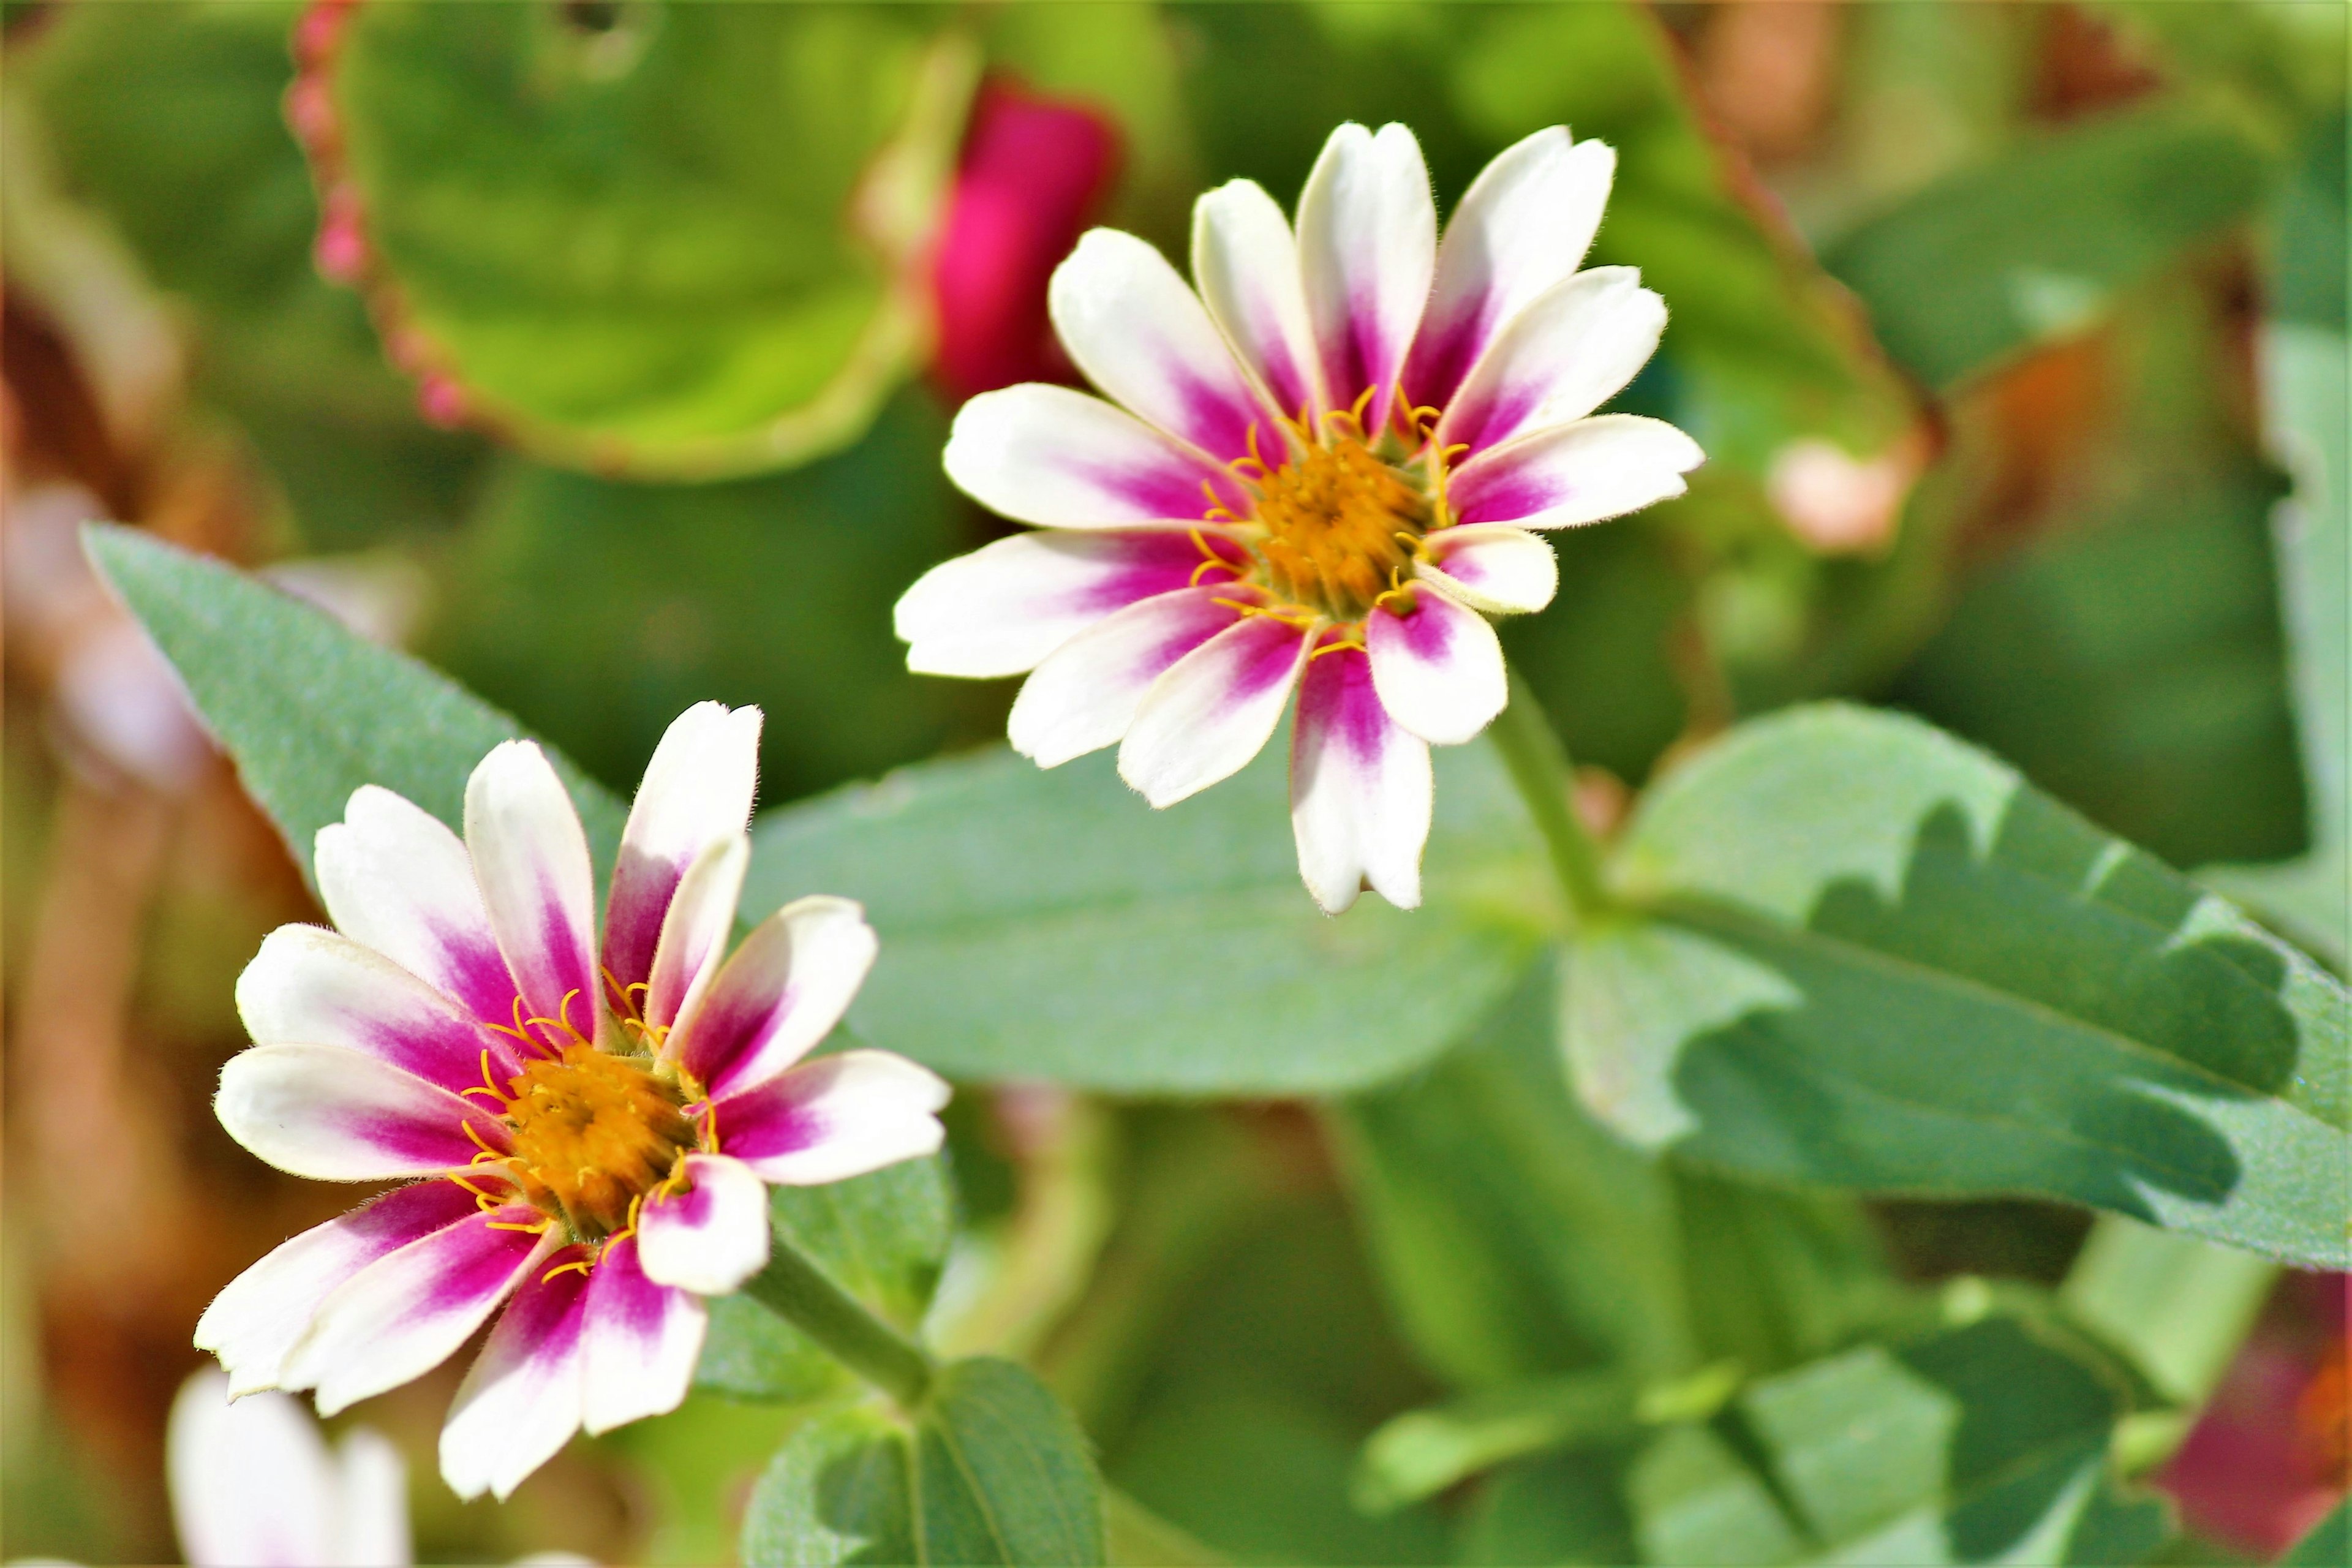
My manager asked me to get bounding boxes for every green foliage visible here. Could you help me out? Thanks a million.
[740,1357,1104,1567]
[85,526,625,883]
[1579,703,2351,1267]
[326,1,966,477]
[698,1155,954,1406]
[742,736,1552,1095]
[2280,1503,2350,1568]
[19,0,488,546]
[1826,105,2274,391]
[428,391,968,805]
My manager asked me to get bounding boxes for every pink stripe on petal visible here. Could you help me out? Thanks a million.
[1449,414,1705,530]
[603,703,761,1011]
[1365,587,1508,747]
[282,1202,549,1417]
[196,1178,486,1395]
[944,383,1246,530]
[217,1044,511,1182]
[1009,583,1256,768]
[464,741,598,1041]
[1194,179,1327,418]
[1298,124,1436,431]
[669,896,877,1100]
[1291,641,1432,914]
[236,927,522,1098]
[717,1050,949,1186]
[1437,268,1665,461]
[1119,613,1314,808]
[315,786,519,1027]
[439,1246,592,1501]
[581,1234,704,1434]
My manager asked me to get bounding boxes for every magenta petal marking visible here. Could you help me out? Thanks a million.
[410,1208,549,1319]
[337,1102,508,1170]
[677,984,790,1104]
[584,1235,675,1336]
[1066,533,1223,616]
[350,1008,520,1097]
[487,1243,593,1362]
[1077,456,1245,521]
[339,1178,486,1260]
[432,924,526,1031]
[1447,456,1573,527]
[710,1081,821,1166]
[512,885,595,1036]
[1401,304,1485,414]
[1166,368,1263,466]
[600,848,683,1008]
[1224,613,1315,704]
[1297,639,1389,765]
[1384,593,1458,663]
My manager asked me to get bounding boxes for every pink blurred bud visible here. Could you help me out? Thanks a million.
[928,78,1121,406]
[1766,434,1924,556]
[284,74,338,151]
[314,189,368,283]
[415,373,468,429]
[293,0,358,69]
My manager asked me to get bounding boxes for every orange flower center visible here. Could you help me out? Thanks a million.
[494,1044,697,1238]
[1251,432,1428,620]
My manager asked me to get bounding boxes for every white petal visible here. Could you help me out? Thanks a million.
[168,1370,336,1568]
[640,834,748,1041]
[1297,121,1436,429]
[236,924,521,1098]
[195,1180,486,1396]
[437,1250,592,1501]
[216,1044,510,1181]
[331,1428,412,1568]
[1450,414,1705,530]
[1404,128,1616,408]
[635,1153,772,1297]
[1008,584,1255,767]
[1365,588,1508,746]
[1193,178,1327,418]
[581,1234,707,1435]
[314,785,516,1027]
[895,528,1231,679]
[1291,641,1432,915]
[717,1050,951,1186]
[1418,526,1558,616]
[603,702,761,1011]
[463,740,597,1044]
[668,895,878,1100]
[943,383,1246,529]
[1437,268,1666,460]
[1118,613,1313,807]
[1050,227,1275,463]
[284,1205,554,1417]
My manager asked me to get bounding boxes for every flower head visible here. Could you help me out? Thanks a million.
[897,123,1703,913]
[197,704,949,1500]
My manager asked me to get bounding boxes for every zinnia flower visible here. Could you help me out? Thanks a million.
[195,704,949,1499]
[896,122,1703,913]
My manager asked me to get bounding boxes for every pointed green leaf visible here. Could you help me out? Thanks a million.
[85,526,625,884]
[741,1357,1104,1566]
[742,738,1551,1094]
[1574,703,2350,1267]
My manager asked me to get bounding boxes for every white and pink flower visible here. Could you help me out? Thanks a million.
[195,703,949,1500]
[896,121,1703,913]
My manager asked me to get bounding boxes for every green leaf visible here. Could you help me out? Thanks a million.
[1825,105,2274,390]
[85,526,625,885]
[2280,1502,2350,1568]
[741,737,1551,1095]
[17,0,490,548]
[740,1357,1104,1567]
[698,1153,953,1406]
[1572,703,2351,1267]
[1628,1315,2173,1566]
[1330,960,1700,1390]
[428,391,965,806]
[324,2,971,478]
[1454,1449,1641,1567]
[2057,1216,2274,1408]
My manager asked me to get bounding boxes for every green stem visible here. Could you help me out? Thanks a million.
[1488,666,1614,923]
[741,1231,935,1410]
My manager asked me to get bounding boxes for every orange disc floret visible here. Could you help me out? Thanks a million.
[499,1044,698,1238]
[1253,432,1428,620]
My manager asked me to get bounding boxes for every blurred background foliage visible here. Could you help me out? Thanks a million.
[2,2,2344,1564]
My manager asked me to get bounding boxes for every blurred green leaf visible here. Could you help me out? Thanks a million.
[698,1154,954,1406]
[1893,461,2305,872]
[740,1357,1104,1567]
[742,735,1552,1095]
[18,0,489,546]
[2205,118,2349,965]
[1629,1316,2172,1566]
[2057,1215,2274,1411]
[1573,703,2351,1267]
[429,391,967,807]
[1331,961,1698,1390]
[86,526,625,883]
[1453,1447,1642,1567]
[326,1,969,478]
[1826,105,2274,390]
[2280,1502,2350,1568]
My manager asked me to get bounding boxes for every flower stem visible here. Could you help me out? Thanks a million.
[1488,666,1614,924]
[741,1231,935,1410]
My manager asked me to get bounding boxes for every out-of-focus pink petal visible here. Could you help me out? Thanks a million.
[168,1370,336,1568]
